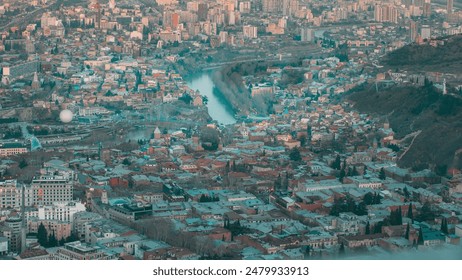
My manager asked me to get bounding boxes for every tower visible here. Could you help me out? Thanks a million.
[31,72,40,90]
[154,127,161,139]
[443,79,447,95]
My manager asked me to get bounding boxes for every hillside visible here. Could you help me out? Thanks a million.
[349,84,462,170]
[383,35,462,75]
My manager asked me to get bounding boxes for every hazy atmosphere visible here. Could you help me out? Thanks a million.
[0,0,461,263]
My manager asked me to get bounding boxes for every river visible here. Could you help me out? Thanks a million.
[186,72,237,125]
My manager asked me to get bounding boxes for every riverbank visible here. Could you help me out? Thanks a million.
[185,72,237,125]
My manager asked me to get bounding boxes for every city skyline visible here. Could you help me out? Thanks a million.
[0,0,461,261]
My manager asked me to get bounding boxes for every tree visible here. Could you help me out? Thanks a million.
[65,233,78,243]
[48,232,58,247]
[274,174,282,191]
[339,243,345,255]
[373,193,382,204]
[373,220,384,234]
[363,192,374,205]
[200,127,220,151]
[379,168,386,180]
[441,217,449,234]
[59,237,66,246]
[305,245,311,258]
[338,168,346,183]
[355,202,368,216]
[122,158,131,165]
[289,147,301,161]
[178,93,193,104]
[351,166,359,176]
[389,208,402,225]
[417,227,424,245]
[19,158,28,169]
[283,172,289,191]
[299,135,307,146]
[365,221,370,235]
[331,155,341,170]
[417,201,435,222]
[37,223,48,247]
[405,223,410,239]
[403,186,410,199]
[407,203,413,220]
[225,161,230,174]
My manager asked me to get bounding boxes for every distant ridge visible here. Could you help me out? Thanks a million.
[383,34,462,76]
[346,34,462,171]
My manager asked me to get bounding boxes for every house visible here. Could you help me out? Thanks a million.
[193,95,203,106]
[339,233,384,248]
[0,143,28,157]
[419,227,445,246]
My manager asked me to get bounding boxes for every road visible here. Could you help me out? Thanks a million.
[398,130,422,161]
[0,0,88,32]
[433,0,462,10]
[0,5,51,32]
[201,48,326,70]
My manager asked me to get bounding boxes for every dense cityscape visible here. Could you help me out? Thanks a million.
[0,0,461,260]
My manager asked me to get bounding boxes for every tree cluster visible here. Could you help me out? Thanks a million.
[362,192,382,205]
[224,219,250,241]
[200,127,220,151]
[199,194,219,203]
[379,168,386,180]
[387,207,403,226]
[274,173,289,192]
[134,218,237,258]
[330,195,368,216]
[289,147,301,161]
[37,223,78,248]
[416,201,436,222]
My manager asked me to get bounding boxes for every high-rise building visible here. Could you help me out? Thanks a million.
[239,1,251,13]
[1,171,73,209]
[0,180,21,209]
[0,237,7,255]
[197,3,208,21]
[26,201,86,222]
[262,0,281,14]
[219,31,228,44]
[54,241,117,260]
[4,217,22,253]
[31,171,73,206]
[410,20,418,42]
[421,25,431,39]
[282,0,299,17]
[243,25,258,39]
[374,4,399,23]
[301,27,314,42]
[423,2,431,17]
[447,0,454,14]
[171,13,180,29]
